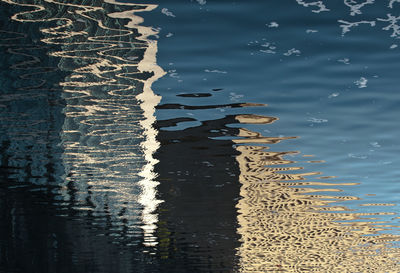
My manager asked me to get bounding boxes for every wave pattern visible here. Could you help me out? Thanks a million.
[1,0,164,246]
[2,1,400,272]
[151,80,400,271]
[235,121,400,272]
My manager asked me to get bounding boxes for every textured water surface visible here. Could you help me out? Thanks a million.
[0,0,400,272]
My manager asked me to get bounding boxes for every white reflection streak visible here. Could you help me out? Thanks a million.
[107,2,166,246]
[295,0,329,13]
[344,0,374,16]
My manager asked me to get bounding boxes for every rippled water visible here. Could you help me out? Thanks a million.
[1,0,400,272]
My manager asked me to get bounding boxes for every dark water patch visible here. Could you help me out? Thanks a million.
[0,182,159,273]
[156,102,265,110]
[154,115,243,273]
[176,92,212,98]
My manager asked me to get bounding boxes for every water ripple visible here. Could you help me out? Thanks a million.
[1,0,164,247]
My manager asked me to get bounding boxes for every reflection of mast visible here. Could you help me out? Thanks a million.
[234,119,400,272]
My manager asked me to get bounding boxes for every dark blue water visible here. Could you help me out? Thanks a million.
[1,0,400,272]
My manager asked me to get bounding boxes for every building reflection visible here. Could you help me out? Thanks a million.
[1,0,400,272]
[48,0,164,242]
[233,121,400,272]
[154,98,400,272]
[0,0,164,272]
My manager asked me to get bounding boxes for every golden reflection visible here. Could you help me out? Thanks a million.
[234,116,400,272]
[3,0,164,246]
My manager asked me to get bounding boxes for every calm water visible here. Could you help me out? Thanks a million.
[1,0,400,272]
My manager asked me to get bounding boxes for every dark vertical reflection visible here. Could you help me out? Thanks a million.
[153,115,243,273]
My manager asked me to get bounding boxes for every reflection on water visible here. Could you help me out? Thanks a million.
[154,114,243,272]
[49,0,164,243]
[234,125,400,272]
[1,0,163,272]
[154,90,400,272]
[1,0,400,272]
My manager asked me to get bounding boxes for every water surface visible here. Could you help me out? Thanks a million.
[1,0,400,272]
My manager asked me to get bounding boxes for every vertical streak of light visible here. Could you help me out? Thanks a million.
[108,3,166,246]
